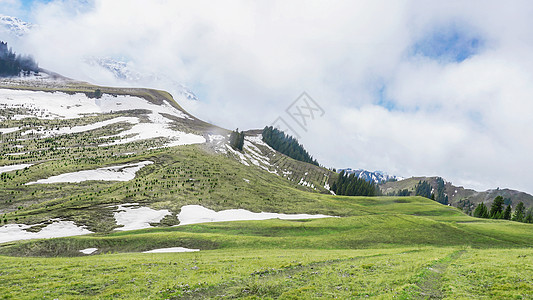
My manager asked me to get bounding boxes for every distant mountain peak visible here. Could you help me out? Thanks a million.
[337,168,402,184]
[0,15,33,37]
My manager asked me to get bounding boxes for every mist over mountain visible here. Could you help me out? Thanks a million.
[0,41,38,77]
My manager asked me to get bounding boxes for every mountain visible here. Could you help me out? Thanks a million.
[337,168,401,184]
[0,15,33,37]
[0,75,335,236]
[380,176,533,212]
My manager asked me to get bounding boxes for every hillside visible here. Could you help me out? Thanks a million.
[0,77,335,236]
[381,176,533,212]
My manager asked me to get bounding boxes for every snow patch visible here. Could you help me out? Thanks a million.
[0,220,93,244]
[114,204,171,231]
[142,247,200,253]
[177,205,334,226]
[0,163,32,174]
[80,248,98,255]
[27,161,153,184]
[0,127,20,134]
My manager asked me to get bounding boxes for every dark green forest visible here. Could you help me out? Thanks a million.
[0,41,39,77]
[473,197,533,223]
[331,170,381,196]
[262,126,319,166]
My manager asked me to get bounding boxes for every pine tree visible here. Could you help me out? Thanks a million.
[473,202,489,218]
[415,181,432,199]
[261,126,319,166]
[503,205,512,220]
[512,202,525,222]
[229,129,245,151]
[489,196,505,219]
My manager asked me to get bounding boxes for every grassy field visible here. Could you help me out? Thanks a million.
[1,195,532,299]
[0,247,531,299]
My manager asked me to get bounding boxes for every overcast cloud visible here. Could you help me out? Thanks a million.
[3,0,533,194]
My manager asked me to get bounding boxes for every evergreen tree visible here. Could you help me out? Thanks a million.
[434,177,448,205]
[415,181,432,199]
[229,129,245,151]
[261,126,319,166]
[473,202,489,218]
[0,41,39,77]
[525,209,533,223]
[489,196,505,219]
[331,170,381,196]
[512,202,525,222]
[503,205,512,220]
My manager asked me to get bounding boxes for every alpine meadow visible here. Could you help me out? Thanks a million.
[1,1,533,299]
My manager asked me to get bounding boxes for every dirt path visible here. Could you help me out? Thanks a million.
[412,249,466,299]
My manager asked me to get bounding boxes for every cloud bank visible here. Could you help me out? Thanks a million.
[4,0,533,194]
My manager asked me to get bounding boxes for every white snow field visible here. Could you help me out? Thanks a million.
[142,247,200,253]
[177,205,334,226]
[26,161,153,184]
[0,163,32,174]
[0,220,93,244]
[0,89,206,147]
[114,204,171,231]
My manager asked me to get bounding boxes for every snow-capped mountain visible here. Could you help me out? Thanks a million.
[0,15,33,37]
[337,168,401,184]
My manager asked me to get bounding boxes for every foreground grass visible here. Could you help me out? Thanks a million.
[0,247,531,299]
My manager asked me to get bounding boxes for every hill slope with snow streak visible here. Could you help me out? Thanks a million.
[0,78,336,244]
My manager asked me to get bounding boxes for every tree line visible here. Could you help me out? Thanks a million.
[411,178,448,205]
[262,126,319,166]
[473,196,533,223]
[0,41,39,77]
[331,170,381,196]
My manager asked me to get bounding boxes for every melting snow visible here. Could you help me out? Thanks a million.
[0,220,93,244]
[80,248,98,254]
[142,247,200,253]
[26,161,153,184]
[0,163,32,174]
[0,127,20,134]
[114,204,171,231]
[177,205,334,226]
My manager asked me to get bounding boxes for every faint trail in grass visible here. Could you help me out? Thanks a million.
[404,249,466,299]
[168,249,423,299]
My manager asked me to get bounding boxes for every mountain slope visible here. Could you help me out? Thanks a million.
[380,176,533,212]
[0,77,334,236]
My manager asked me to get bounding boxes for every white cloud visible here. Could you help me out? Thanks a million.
[6,0,533,194]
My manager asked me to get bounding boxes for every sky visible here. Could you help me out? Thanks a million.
[2,0,533,194]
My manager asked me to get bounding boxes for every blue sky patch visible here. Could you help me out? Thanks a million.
[411,24,483,63]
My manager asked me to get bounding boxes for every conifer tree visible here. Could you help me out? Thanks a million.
[512,202,525,222]
[473,202,489,218]
[503,205,512,220]
[489,196,505,219]
[261,126,319,166]
[415,181,432,199]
